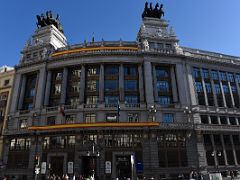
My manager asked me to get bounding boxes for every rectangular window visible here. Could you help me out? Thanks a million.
[70,82,80,93]
[105,65,119,75]
[195,82,203,92]
[158,96,171,105]
[219,71,227,81]
[156,68,169,78]
[202,69,209,79]
[87,66,99,76]
[236,74,240,83]
[193,67,201,78]
[125,95,139,104]
[68,136,76,145]
[124,80,138,91]
[4,79,10,86]
[56,72,63,80]
[211,70,218,80]
[227,73,234,82]
[87,80,99,91]
[86,96,98,104]
[214,84,221,94]
[105,96,119,104]
[19,119,28,129]
[163,113,174,123]
[222,85,229,93]
[85,113,96,123]
[105,80,118,91]
[124,66,138,76]
[128,113,139,122]
[54,84,61,95]
[205,83,212,93]
[47,116,56,125]
[157,81,169,92]
[65,115,76,124]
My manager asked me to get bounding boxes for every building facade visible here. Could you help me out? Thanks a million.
[2,6,240,180]
[0,66,14,165]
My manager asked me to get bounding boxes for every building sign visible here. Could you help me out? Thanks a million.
[105,161,111,174]
[68,162,74,174]
[136,162,143,173]
[41,162,46,174]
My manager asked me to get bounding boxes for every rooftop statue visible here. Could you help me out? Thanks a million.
[142,2,164,19]
[36,11,64,33]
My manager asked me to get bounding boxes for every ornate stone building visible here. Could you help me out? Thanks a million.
[2,5,240,180]
[0,66,14,166]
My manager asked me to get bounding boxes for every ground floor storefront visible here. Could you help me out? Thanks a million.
[1,129,240,179]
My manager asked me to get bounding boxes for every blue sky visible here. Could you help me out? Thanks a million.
[1,0,240,66]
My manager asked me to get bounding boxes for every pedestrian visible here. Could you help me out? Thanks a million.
[230,171,234,180]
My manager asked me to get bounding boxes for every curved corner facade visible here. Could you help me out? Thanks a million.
[2,16,240,180]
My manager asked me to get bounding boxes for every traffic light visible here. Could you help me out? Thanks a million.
[34,155,40,166]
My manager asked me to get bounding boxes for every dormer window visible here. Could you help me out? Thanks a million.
[4,79,10,86]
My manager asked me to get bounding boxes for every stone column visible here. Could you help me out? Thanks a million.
[177,63,190,105]
[220,135,228,165]
[234,73,240,106]
[60,67,68,105]
[35,66,47,109]
[99,64,104,103]
[228,82,235,107]
[79,65,86,104]
[138,64,145,103]
[210,134,218,166]
[210,78,218,106]
[144,61,154,106]
[119,64,124,102]
[152,64,158,102]
[44,71,52,107]
[230,135,238,165]
[18,74,27,110]
[10,73,22,113]
[218,72,227,107]
[170,66,178,103]
[200,69,209,106]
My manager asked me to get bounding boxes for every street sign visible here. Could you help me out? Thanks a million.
[105,161,111,174]
[68,162,74,174]
[35,167,40,175]
[41,162,46,174]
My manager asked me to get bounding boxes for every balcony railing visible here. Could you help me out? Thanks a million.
[19,109,30,114]
[46,106,58,112]
[105,103,118,108]
[125,103,140,108]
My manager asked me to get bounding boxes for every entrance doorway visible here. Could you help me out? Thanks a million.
[116,155,131,180]
[50,156,64,177]
[82,156,97,178]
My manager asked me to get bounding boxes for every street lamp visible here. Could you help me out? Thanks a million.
[87,143,100,180]
[148,105,157,121]
[211,151,222,172]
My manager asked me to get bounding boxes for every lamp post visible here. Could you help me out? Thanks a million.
[87,143,100,180]
[211,151,222,172]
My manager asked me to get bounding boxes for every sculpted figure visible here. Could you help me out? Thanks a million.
[142,2,149,18]
[159,4,164,19]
